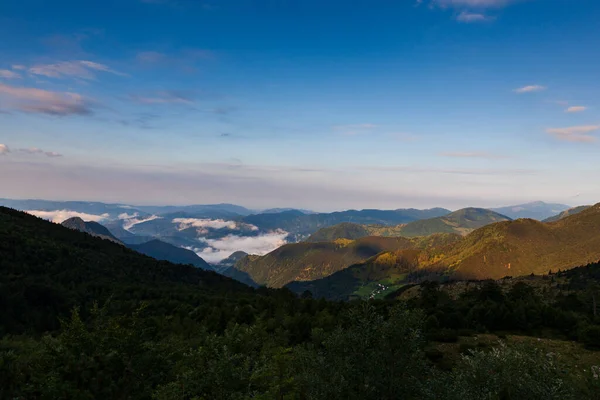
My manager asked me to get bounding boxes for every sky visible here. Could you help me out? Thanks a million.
[1,0,599,211]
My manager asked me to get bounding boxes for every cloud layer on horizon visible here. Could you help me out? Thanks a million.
[25,209,110,223]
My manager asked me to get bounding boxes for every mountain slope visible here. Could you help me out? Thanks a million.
[435,203,600,280]
[397,208,511,238]
[491,201,570,220]
[543,205,591,223]
[305,223,373,242]
[61,217,122,243]
[235,233,463,288]
[0,206,251,335]
[287,234,462,300]
[128,239,212,270]
[234,236,422,288]
[289,204,600,299]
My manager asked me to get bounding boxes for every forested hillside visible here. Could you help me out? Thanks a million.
[1,206,600,399]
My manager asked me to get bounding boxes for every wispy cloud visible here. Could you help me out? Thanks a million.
[0,83,93,116]
[128,90,195,105]
[546,125,600,143]
[514,85,546,93]
[18,147,63,157]
[0,144,62,157]
[11,65,26,71]
[456,11,493,22]
[28,60,126,80]
[0,70,21,79]
[439,151,508,159]
[566,106,587,113]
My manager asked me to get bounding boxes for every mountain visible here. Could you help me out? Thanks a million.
[543,205,591,222]
[397,208,511,238]
[433,204,600,280]
[491,201,570,220]
[61,217,122,243]
[134,203,253,217]
[261,208,312,214]
[0,206,251,335]
[287,234,462,300]
[213,251,249,272]
[306,222,372,242]
[243,208,451,236]
[288,204,600,299]
[128,239,212,270]
[234,234,462,288]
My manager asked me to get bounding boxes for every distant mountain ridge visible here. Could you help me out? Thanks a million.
[491,201,570,220]
[397,208,511,237]
[306,208,509,242]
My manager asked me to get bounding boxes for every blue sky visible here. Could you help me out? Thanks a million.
[1,0,599,211]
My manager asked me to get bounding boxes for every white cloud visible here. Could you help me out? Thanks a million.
[0,70,21,79]
[566,106,587,113]
[546,125,600,143]
[0,83,92,116]
[119,213,162,231]
[192,230,289,263]
[28,60,125,80]
[26,210,110,223]
[456,11,491,22]
[0,144,9,155]
[514,85,546,93]
[172,218,259,232]
[11,65,26,71]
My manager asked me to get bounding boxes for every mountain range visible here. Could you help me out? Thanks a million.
[286,203,600,299]
[60,217,213,270]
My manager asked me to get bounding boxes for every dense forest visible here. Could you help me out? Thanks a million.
[1,206,600,399]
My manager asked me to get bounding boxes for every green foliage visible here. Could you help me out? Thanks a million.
[427,343,577,400]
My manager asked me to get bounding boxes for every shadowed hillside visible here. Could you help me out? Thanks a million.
[129,239,212,270]
[237,233,464,288]
[0,206,250,335]
[286,234,462,300]
[234,236,424,287]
